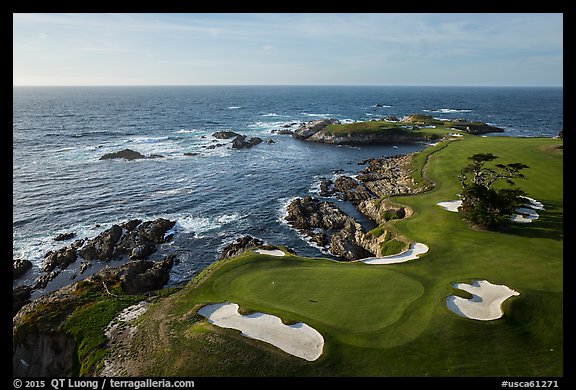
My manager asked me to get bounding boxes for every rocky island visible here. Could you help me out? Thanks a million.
[291,115,503,145]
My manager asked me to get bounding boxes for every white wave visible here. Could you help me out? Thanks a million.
[228,106,242,109]
[423,108,472,114]
[261,113,285,117]
[173,212,243,237]
[175,129,198,134]
[301,112,333,118]
[129,136,170,143]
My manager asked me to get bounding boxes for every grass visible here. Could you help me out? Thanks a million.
[323,120,451,140]
[107,135,563,377]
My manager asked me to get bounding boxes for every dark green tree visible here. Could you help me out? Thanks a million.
[458,153,529,229]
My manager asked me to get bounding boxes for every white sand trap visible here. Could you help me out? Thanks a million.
[361,242,429,265]
[510,207,539,223]
[254,248,286,257]
[198,302,324,361]
[521,196,545,210]
[446,280,519,321]
[437,199,462,212]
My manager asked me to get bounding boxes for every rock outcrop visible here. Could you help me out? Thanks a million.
[212,131,242,139]
[292,119,340,139]
[284,196,372,260]
[28,218,176,296]
[13,285,32,316]
[99,149,147,160]
[357,198,413,225]
[13,254,176,376]
[13,259,32,279]
[231,135,263,149]
[218,236,265,260]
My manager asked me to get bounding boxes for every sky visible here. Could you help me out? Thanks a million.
[12,13,563,87]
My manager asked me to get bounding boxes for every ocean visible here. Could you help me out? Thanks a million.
[12,85,563,296]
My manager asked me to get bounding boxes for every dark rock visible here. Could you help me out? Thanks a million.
[318,179,335,197]
[183,152,199,156]
[122,219,143,232]
[148,154,164,159]
[212,131,242,139]
[78,261,91,275]
[13,331,77,377]
[267,138,275,144]
[250,137,263,146]
[333,176,374,203]
[13,259,33,279]
[54,232,76,241]
[137,218,176,244]
[43,246,78,272]
[119,255,176,295]
[276,129,294,135]
[129,242,157,260]
[33,270,61,290]
[99,149,147,161]
[385,115,399,121]
[13,285,32,316]
[79,224,123,261]
[311,232,328,247]
[231,135,263,149]
[219,236,265,260]
[329,228,373,261]
[284,196,373,260]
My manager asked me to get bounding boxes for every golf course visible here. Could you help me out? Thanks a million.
[103,134,563,377]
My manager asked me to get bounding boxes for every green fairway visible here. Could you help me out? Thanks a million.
[130,135,563,377]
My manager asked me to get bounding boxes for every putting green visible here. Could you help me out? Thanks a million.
[206,258,429,347]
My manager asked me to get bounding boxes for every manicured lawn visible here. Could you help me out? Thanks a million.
[132,135,563,377]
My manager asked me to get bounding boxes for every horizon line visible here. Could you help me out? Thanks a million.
[12,84,563,88]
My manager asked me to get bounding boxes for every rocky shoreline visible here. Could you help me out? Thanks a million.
[13,218,177,314]
[12,117,453,376]
[283,152,420,261]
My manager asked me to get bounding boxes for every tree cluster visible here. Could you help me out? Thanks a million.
[458,153,529,229]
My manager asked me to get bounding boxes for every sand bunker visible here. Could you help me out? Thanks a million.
[436,199,462,212]
[254,248,286,257]
[437,196,544,224]
[510,207,540,223]
[522,196,545,210]
[446,280,519,321]
[361,242,429,265]
[198,302,324,361]
[510,196,544,223]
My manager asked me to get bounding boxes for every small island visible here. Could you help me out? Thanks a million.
[291,114,503,145]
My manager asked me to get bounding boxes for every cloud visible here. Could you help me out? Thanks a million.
[38,32,47,40]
